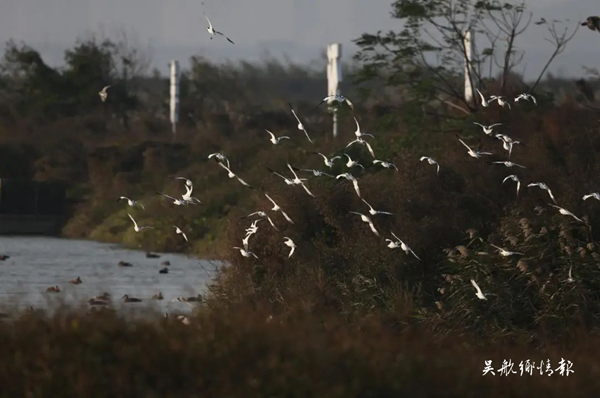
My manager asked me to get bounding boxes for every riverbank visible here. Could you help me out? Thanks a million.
[0,305,592,397]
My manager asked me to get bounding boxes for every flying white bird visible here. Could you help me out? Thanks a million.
[470,279,488,300]
[265,193,294,224]
[243,224,258,248]
[495,134,521,159]
[458,138,493,159]
[233,246,258,259]
[349,211,380,237]
[346,138,375,158]
[217,162,252,188]
[493,161,526,169]
[344,154,364,169]
[173,225,188,242]
[583,192,600,202]
[99,85,110,102]
[515,93,537,105]
[205,14,234,44]
[159,193,188,206]
[490,95,512,109]
[287,163,316,197]
[243,211,279,231]
[386,232,421,260]
[527,182,557,204]
[314,152,341,168]
[283,237,297,258]
[318,94,354,110]
[473,122,502,136]
[372,160,398,171]
[353,117,374,139]
[245,219,262,235]
[268,168,297,186]
[289,103,314,144]
[420,156,440,175]
[502,175,521,195]
[127,213,154,232]
[265,129,290,145]
[362,198,393,216]
[336,173,361,198]
[181,185,202,205]
[490,243,523,257]
[208,152,230,168]
[548,204,585,223]
[119,196,145,210]
[475,88,492,107]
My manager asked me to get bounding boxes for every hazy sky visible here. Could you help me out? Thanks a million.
[0,0,599,78]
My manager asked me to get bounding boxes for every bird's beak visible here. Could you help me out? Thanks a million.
[582,22,588,26]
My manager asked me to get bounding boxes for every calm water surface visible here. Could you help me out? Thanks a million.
[0,236,217,314]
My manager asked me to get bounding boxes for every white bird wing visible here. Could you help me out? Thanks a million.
[217,161,232,174]
[205,14,213,30]
[182,232,189,242]
[344,98,355,111]
[265,129,276,141]
[236,175,252,188]
[300,182,316,198]
[316,152,328,163]
[128,213,138,229]
[531,95,537,105]
[120,196,129,201]
[367,219,380,237]
[546,188,557,203]
[288,245,295,258]
[271,171,291,182]
[470,279,484,296]
[354,117,361,134]
[287,163,300,180]
[346,139,358,148]
[458,138,472,151]
[361,198,375,212]
[352,179,361,198]
[408,248,421,260]
[281,210,294,224]
[475,88,486,104]
[266,215,279,231]
[364,141,376,158]
[265,193,277,206]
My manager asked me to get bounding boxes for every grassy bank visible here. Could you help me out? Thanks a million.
[0,306,594,398]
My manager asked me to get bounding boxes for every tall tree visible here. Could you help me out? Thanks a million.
[354,0,578,118]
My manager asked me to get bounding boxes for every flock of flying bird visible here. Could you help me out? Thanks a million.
[93,13,600,304]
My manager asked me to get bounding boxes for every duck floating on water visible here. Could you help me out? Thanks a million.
[118,261,133,267]
[88,298,108,306]
[152,292,164,300]
[46,286,60,293]
[122,294,142,303]
[69,276,82,285]
[146,252,160,259]
[159,267,169,274]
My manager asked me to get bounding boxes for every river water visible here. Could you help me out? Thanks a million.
[0,236,217,315]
